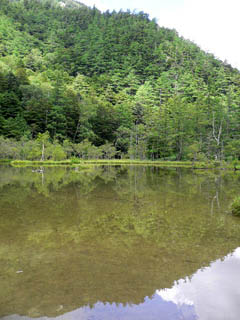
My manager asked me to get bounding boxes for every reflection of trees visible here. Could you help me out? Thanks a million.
[1,166,240,317]
[0,166,102,198]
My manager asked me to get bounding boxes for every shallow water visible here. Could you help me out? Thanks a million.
[0,165,240,320]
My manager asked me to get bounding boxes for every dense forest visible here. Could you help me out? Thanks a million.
[1,0,240,161]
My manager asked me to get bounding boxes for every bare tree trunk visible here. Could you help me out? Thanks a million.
[130,132,133,160]
[135,126,138,159]
[41,142,45,161]
[212,112,223,160]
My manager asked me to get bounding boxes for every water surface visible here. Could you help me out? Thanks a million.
[1,165,240,320]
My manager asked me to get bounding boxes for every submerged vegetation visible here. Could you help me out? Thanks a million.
[1,0,240,162]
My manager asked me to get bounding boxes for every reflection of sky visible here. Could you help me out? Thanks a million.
[158,247,240,320]
[2,298,197,320]
[3,248,240,320]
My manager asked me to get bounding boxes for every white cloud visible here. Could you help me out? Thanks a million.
[158,280,194,306]
[157,0,240,69]
[79,0,108,11]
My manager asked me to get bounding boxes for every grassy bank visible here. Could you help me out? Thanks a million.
[80,159,235,169]
[10,160,88,168]
[81,159,198,167]
[8,159,238,169]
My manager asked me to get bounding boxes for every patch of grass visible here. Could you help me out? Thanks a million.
[81,159,193,166]
[70,157,83,164]
[7,159,234,169]
[11,160,71,166]
[10,160,88,169]
[231,197,240,217]
[80,159,210,168]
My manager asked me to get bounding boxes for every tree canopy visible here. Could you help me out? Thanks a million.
[1,0,240,161]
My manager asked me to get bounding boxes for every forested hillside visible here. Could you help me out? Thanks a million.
[1,0,240,161]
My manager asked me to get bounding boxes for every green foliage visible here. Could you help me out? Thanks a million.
[0,136,20,159]
[232,160,240,170]
[70,157,82,164]
[231,197,240,217]
[100,143,117,159]
[48,141,66,160]
[1,0,240,161]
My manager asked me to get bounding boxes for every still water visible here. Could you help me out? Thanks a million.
[0,165,240,320]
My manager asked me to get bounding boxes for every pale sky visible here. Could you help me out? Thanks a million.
[80,0,240,70]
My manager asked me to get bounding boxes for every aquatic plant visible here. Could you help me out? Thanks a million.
[231,196,240,216]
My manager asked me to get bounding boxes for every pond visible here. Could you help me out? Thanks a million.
[0,165,240,320]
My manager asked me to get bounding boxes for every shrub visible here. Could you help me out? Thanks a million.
[232,160,240,170]
[70,157,81,164]
[48,143,66,160]
[231,197,240,217]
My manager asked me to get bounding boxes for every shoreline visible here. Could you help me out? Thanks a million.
[3,159,238,169]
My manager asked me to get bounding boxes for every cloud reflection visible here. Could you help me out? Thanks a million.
[157,247,240,320]
[3,249,240,320]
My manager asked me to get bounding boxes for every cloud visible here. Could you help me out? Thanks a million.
[80,0,108,11]
[157,0,240,69]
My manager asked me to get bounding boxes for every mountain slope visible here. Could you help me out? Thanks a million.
[0,0,240,161]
